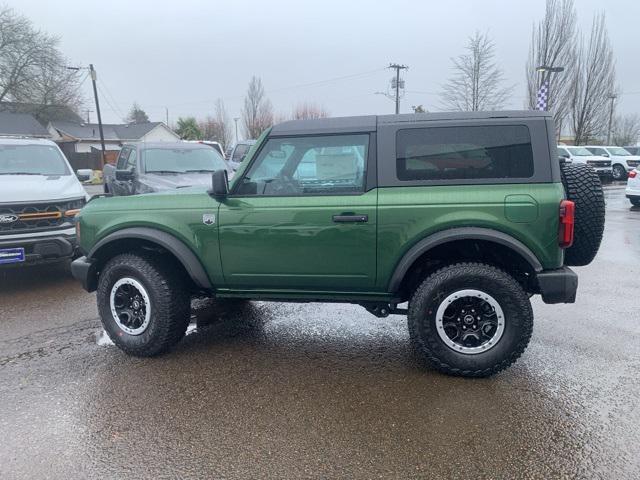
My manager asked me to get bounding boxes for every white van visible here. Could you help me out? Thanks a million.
[0,138,88,266]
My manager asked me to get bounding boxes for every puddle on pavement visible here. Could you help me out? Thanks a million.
[96,323,198,347]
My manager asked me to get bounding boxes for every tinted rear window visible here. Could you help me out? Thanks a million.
[396,125,534,181]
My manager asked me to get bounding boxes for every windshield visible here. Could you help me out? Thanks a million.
[142,148,228,173]
[0,144,70,176]
[567,147,594,156]
[607,147,631,156]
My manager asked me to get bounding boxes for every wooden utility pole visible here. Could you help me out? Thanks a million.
[89,64,107,165]
[389,64,408,114]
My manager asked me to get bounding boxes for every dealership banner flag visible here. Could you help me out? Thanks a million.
[536,82,548,111]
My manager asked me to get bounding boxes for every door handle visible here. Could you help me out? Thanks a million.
[332,214,368,223]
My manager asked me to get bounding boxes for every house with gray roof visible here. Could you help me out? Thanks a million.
[47,120,180,153]
[0,112,51,138]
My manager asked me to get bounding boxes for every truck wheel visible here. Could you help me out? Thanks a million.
[97,252,190,357]
[407,263,533,377]
[630,198,640,207]
[612,164,626,180]
[560,162,605,266]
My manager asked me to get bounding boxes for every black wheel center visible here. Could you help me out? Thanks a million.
[463,314,475,324]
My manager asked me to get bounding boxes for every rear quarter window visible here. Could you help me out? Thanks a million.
[396,125,534,181]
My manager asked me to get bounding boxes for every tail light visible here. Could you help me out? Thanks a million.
[559,200,575,248]
[629,170,637,178]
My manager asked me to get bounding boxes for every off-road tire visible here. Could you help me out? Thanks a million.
[630,198,640,207]
[97,252,190,357]
[408,263,533,378]
[560,162,605,266]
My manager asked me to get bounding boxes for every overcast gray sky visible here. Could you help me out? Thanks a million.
[9,0,640,127]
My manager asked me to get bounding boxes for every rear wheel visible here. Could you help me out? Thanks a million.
[560,163,605,266]
[408,263,533,377]
[97,252,190,356]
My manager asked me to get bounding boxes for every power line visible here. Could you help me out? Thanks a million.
[140,67,388,109]
[97,78,126,121]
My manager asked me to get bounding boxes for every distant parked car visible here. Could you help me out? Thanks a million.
[184,140,225,158]
[623,146,640,156]
[228,139,256,171]
[626,168,640,207]
[557,146,612,177]
[103,142,232,196]
[585,146,640,180]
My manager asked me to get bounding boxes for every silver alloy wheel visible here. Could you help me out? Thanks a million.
[109,277,151,335]
[435,289,505,355]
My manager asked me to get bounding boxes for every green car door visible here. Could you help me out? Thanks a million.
[218,133,377,291]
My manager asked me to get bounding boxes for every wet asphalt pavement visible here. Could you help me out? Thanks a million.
[1,185,639,479]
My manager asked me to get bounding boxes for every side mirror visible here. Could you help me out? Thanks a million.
[76,169,91,182]
[210,169,229,196]
[602,153,610,157]
[115,169,135,181]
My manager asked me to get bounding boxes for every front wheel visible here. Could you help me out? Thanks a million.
[630,198,640,207]
[97,252,190,356]
[408,263,533,377]
[612,164,627,180]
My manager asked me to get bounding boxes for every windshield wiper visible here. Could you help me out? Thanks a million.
[184,169,215,173]
[0,172,42,175]
[146,170,182,174]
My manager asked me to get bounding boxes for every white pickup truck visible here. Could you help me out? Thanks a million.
[0,138,88,266]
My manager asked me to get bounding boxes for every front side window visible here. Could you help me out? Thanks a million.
[232,144,251,163]
[0,144,70,176]
[396,125,534,181]
[236,134,368,196]
[116,148,131,170]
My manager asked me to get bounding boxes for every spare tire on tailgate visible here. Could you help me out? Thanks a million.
[560,162,605,266]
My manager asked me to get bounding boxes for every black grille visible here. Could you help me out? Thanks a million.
[0,198,84,235]
[587,160,611,167]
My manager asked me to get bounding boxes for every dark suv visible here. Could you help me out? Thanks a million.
[71,111,605,377]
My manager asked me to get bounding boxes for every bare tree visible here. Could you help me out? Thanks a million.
[526,0,577,131]
[292,102,329,120]
[242,76,273,139]
[611,113,640,146]
[570,13,616,145]
[440,31,512,111]
[199,99,233,150]
[0,7,83,112]
[213,98,233,150]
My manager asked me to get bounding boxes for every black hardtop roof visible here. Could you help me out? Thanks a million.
[270,110,551,136]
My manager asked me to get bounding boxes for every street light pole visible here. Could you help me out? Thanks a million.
[607,94,617,144]
[233,117,240,143]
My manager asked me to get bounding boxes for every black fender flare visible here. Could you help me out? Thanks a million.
[387,227,543,293]
[88,227,212,290]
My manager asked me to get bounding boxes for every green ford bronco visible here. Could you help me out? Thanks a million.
[72,111,605,377]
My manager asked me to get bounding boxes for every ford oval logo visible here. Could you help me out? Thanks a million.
[0,214,19,224]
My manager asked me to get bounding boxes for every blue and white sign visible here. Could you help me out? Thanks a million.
[0,248,25,264]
